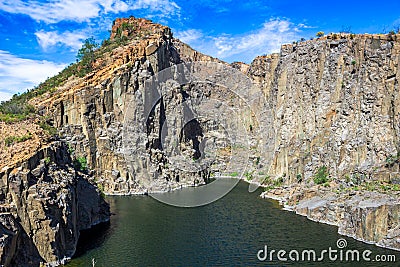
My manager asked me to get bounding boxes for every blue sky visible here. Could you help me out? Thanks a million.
[0,0,399,101]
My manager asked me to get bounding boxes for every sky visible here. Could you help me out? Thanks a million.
[0,0,399,101]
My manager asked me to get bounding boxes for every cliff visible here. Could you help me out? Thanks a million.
[0,142,109,265]
[1,17,400,264]
[250,33,400,250]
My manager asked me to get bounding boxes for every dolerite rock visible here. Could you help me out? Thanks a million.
[0,141,110,266]
[248,33,400,184]
[0,214,43,266]
[28,17,400,253]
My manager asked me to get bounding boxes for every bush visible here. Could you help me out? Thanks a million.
[74,156,88,171]
[244,171,253,181]
[44,157,51,164]
[261,175,271,185]
[39,120,57,136]
[0,113,28,123]
[273,176,284,186]
[316,31,325,37]
[0,96,35,123]
[4,134,32,146]
[314,166,329,185]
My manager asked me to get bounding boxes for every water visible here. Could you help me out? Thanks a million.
[68,181,399,266]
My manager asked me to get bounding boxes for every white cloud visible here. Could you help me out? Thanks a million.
[0,0,180,23]
[0,91,13,102]
[181,18,305,63]
[0,50,66,101]
[132,0,180,16]
[175,29,203,43]
[35,30,87,50]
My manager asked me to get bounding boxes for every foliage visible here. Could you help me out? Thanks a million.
[229,172,239,177]
[296,174,302,183]
[385,153,399,167]
[274,176,284,186]
[351,60,356,65]
[76,37,99,77]
[0,63,79,121]
[316,31,325,37]
[0,96,35,122]
[44,157,51,164]
[68,144,74,154]
[244,171,253,181]
[97,183,106,198]
[39,119,57,136]
[261,175,271,185]
[0,113,29,123]
[314,166,329,185]
[4,133,32,146]
[74,156,88,171]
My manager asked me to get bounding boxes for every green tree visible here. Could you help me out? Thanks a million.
[76,37,99,76]
[316,31,325,38]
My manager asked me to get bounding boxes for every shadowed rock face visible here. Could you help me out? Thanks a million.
[0,142,110,266]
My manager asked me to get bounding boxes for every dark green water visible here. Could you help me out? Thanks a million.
[67,181,399,266]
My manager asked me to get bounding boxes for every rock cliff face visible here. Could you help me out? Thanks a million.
[39,20,400,250]
[249,33,400,182]
[2,17,400,264]
[40,18,221,194]
[250,33,400,250]
[0,142,110,266]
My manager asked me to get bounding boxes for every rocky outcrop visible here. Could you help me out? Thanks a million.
[249,33,400,183]
[0,142,109,266]
[261,185,400,250]
[252,33,400,251]
[39,18,222,194]
[25,18,400,253]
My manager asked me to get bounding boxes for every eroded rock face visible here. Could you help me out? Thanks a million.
[32,18,400,254]
[46,19,221,194]
[262,186,400,250]
[0,142,110,265]
[249,34,400,183]
[252,34,400,251]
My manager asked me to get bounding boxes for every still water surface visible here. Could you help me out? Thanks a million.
[68,181,399,266]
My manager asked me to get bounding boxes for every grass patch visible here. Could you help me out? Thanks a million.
[4,133,32,146]
[229,172,239,177]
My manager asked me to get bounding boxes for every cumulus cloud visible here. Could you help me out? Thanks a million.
[0,50,66,101]
[180,18,306,63]
[212,18,302,62]
[35,30,87,50]
[175,29,203,43]
[0,0,180,23]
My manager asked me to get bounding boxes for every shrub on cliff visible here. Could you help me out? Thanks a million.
[74,156,88,171]
[316,31,324,37]
[76,37,99,77]
[314,166,329,185]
